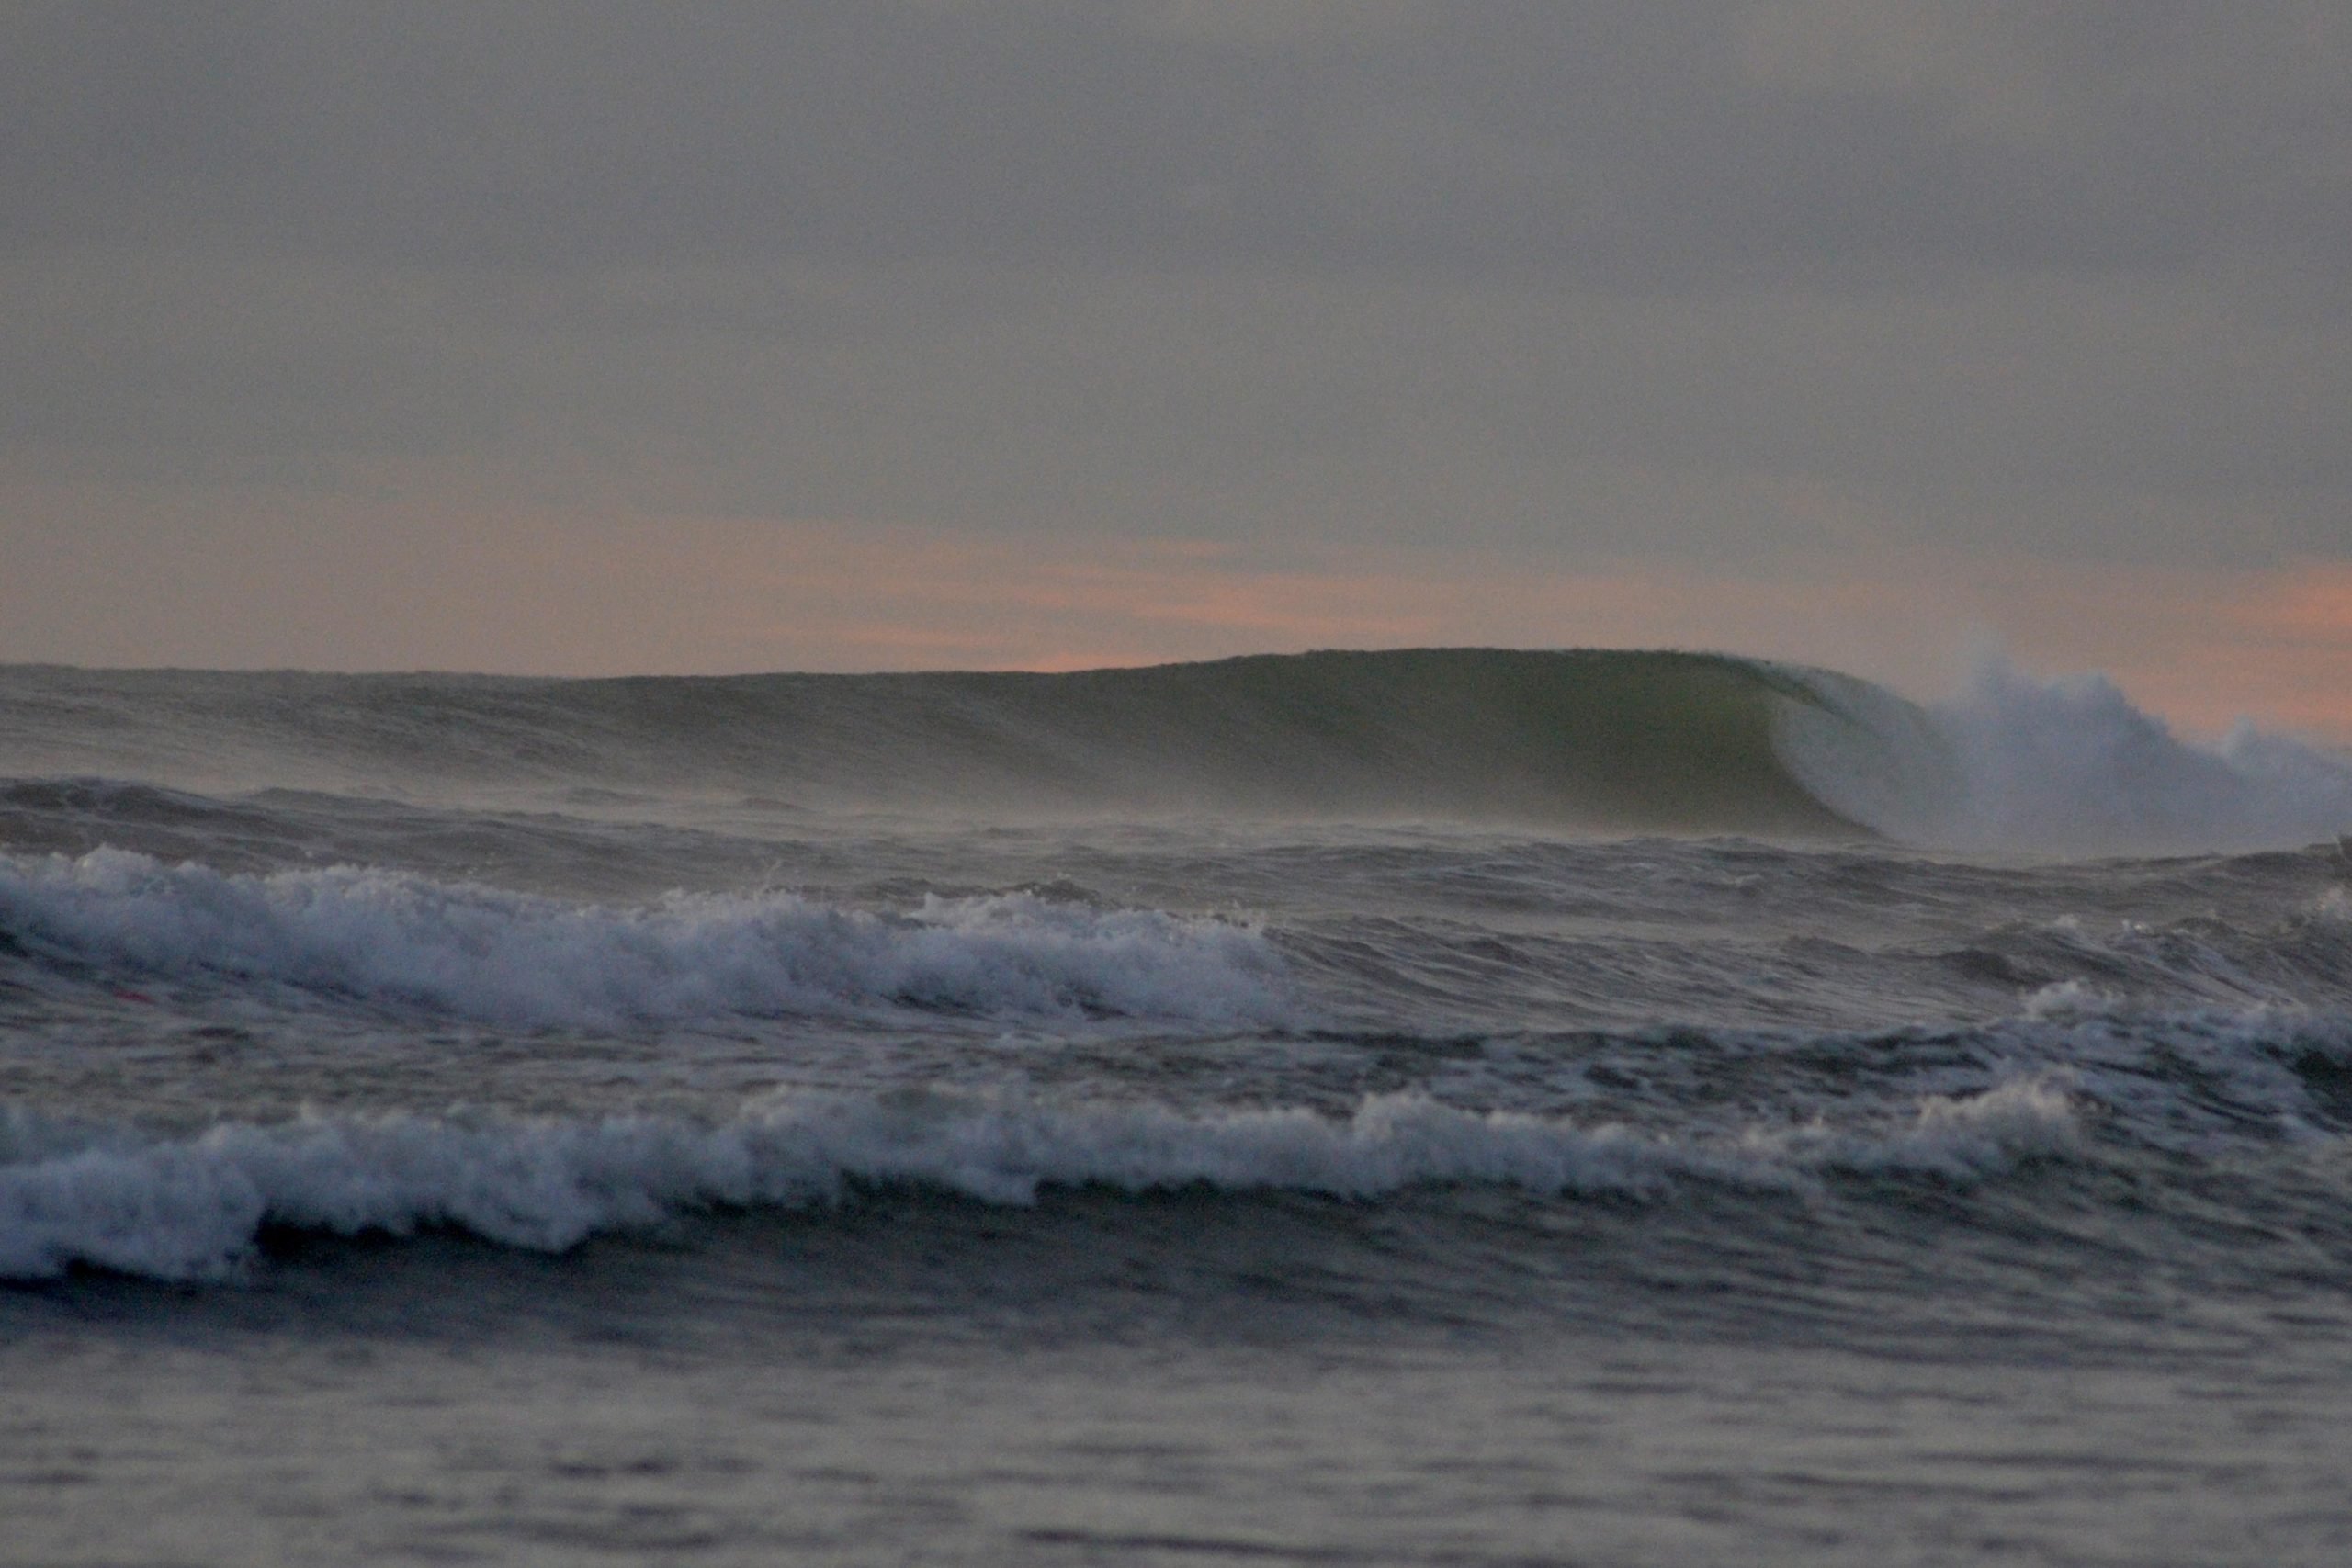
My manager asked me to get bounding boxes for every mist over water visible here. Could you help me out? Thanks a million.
[5,649,2352,1564]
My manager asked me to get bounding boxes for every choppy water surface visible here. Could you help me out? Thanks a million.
[6,652,2352,1564]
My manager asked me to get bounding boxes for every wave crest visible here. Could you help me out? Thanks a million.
[0,849,1293,1029]
[0,1086,2084,1280]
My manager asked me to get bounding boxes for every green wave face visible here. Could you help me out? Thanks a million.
[965,649,1886,833]
[0,649,1941,836]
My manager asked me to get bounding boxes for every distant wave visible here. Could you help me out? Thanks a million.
[0,1084,2081,1280]
[0,850,1293,1030]
[3,649,2347,851]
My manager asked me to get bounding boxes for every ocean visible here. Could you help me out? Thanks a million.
[5,648,2352,1565]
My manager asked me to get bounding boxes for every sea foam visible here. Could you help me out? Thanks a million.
[0,1085,2082,1280]
[0,849,1292,1029]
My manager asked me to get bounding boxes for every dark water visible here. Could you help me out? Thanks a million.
[5,651,2352,1564]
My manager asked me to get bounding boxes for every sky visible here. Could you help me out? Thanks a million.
[4,1,2348,735]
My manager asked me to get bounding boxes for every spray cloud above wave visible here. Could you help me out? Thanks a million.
[1780,650,2352,855]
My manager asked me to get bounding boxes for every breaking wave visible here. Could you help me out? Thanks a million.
[0,1083,2082,1280]
[4,649,2347,852]
[1781,653,2352,854]
[0,849,1293,1030]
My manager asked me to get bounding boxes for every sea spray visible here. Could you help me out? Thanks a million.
[1775,651,2352,853]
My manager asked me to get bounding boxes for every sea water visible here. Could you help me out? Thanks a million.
[4,651,2352,1564]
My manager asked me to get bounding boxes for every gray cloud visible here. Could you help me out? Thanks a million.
[9,1,2345,281]
[4,1,2346,570]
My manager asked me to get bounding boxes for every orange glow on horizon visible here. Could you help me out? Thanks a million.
[3,472,2348,743]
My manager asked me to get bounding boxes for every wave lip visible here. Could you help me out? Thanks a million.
[0,849,1294,1030]
[0,1085,2084,1281]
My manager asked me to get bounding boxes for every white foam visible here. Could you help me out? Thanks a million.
[1778,1077,2084,1179]
[0,849,1294,1029]
[2022,979,2113,1021]
[0,1085,2084,1280]
[1990,998,2350,1147]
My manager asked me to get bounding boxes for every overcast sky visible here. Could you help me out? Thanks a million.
[5,2,2347,730]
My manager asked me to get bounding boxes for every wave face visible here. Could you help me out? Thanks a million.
[0,652,1864,836]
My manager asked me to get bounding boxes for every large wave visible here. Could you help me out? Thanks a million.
[3,650,2347,851]
[0,653,1867,834]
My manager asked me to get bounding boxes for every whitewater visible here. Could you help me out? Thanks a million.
[6,649,2352,1566]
